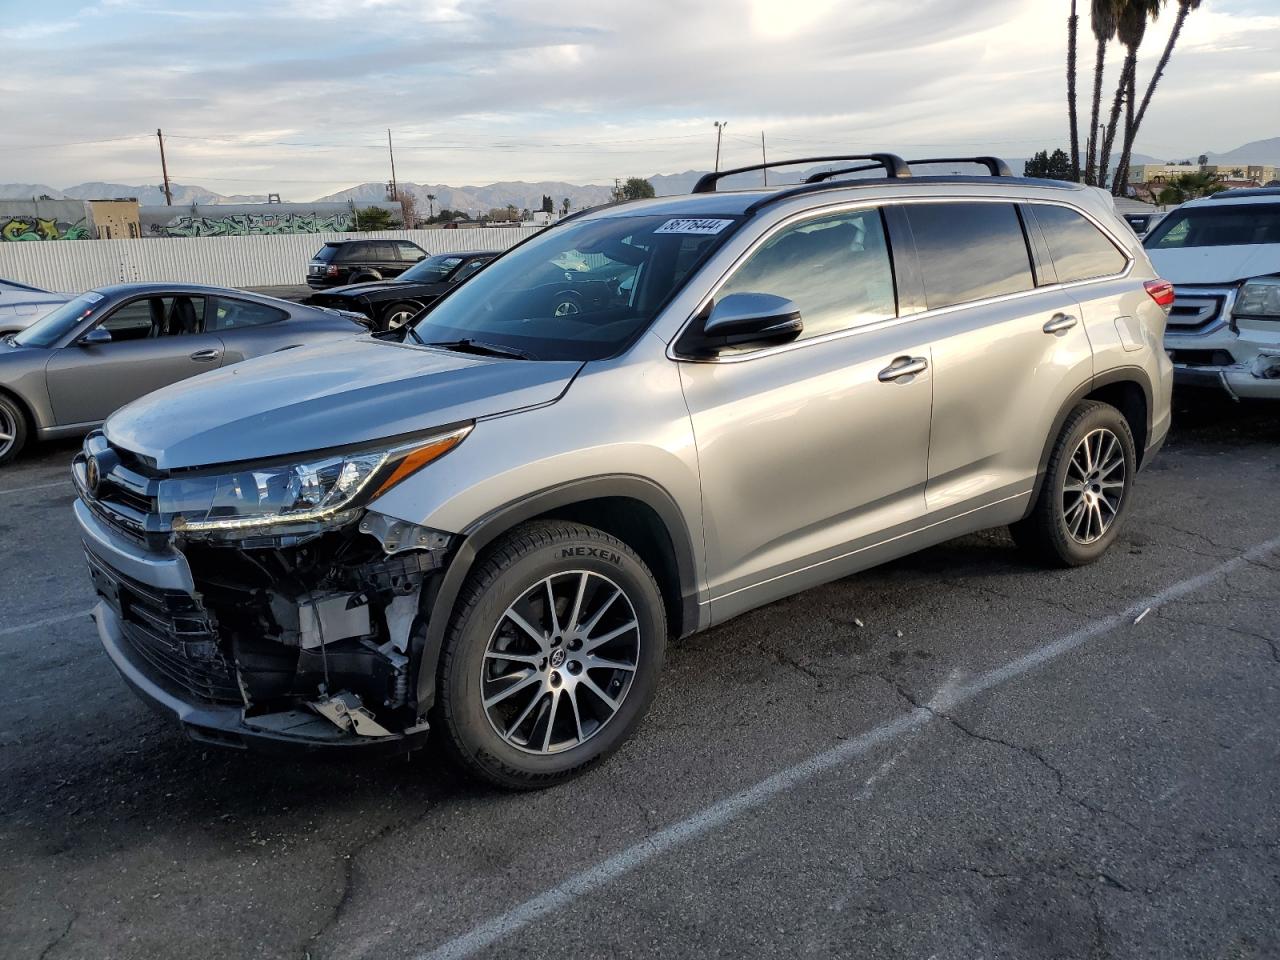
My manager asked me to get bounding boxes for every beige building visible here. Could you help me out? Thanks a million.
[86,199,141,239]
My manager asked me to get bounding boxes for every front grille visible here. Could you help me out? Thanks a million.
[74,434,166,546]
[1167,287,1228,333]
[85,546,242,704]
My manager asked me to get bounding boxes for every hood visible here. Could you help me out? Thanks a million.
[318,280,413,298]
[105,337,583,469]
[1147,245,1280,285]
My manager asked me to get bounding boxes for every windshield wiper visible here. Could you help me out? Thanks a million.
[422,338,536,360]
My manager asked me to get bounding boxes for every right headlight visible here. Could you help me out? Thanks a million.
[1235,278,1280,319]
[157,425,471,535]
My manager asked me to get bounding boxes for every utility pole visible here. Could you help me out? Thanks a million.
[614,177,622,202]
[156,128,173,206]
[761,131,768,186]
[713,121,727,172]
[387,129,398,201]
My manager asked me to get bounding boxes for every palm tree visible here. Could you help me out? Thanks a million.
[426,193,437,220]
[1113,0,1201,193]
[1099,0,1163,192]
[1085,0,1123,185]
[1067,1,1082,180]
[1156,169,1224,205]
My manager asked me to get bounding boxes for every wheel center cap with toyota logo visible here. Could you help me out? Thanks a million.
[550,648,566,669]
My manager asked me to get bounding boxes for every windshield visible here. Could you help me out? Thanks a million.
[13,292,104,347]
[1145,204,1280,249]
[409,214,737,361]
[402,254,465,284]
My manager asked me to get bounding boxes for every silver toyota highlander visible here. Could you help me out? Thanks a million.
[73,154,1174,788]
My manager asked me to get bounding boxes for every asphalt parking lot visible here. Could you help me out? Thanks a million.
[1,392,1277,960]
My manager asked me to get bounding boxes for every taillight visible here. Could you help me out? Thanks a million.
[1144,279,1175,309]
[326,264,339,277]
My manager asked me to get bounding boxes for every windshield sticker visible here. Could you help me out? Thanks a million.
[654,218,734,236]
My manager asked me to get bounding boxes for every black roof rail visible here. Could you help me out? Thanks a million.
[908,156,1014,177]
[803,155,1015,184]
[692,154,910,193]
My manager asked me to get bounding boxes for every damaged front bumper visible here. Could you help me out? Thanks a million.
[74,482,444,754]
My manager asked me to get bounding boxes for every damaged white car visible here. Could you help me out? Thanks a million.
[1146,188,1280,398]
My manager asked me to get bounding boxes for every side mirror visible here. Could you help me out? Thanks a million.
[78,327,112,346]
[692,292,803,354]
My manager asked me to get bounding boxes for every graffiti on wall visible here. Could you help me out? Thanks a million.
[151,211,355,238]
[1,217,92,241]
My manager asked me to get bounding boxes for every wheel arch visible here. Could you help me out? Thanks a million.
[413,475,701,712]
[1026,366,1153,513]
[0,385,39,437]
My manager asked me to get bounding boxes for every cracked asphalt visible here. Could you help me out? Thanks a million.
[1,391,1278,960]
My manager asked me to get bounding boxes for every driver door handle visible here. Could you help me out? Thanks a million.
[878,356,929,382]
[189,348,221,362]
[1043,313,1078,334]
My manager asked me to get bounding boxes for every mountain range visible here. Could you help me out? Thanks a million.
[2,137,1275,210]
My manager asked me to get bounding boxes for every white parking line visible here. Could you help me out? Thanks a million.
[385,534,1280,960]
[0,479,73,496]
[0,608,95,638]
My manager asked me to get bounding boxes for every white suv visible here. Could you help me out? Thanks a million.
[1145,188,1280,397]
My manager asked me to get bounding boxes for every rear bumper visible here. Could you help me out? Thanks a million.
[75,499,428,755]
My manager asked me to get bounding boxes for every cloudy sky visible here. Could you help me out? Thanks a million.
[1,0,1277,199]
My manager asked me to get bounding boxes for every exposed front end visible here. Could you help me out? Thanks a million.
[1163,280,1280,398]
[73,429,467,752]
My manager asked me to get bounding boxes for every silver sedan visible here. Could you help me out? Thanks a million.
[0,282,366,464]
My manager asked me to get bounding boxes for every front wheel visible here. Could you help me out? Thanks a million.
[0,394,29,466]
[435,521,667,789]
[1011,400,1137,567]
[380,301,421,331]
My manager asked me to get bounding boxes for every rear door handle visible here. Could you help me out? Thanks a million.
[878,356,929,382]
[189,348,221,362]
[1043,313,1078,334]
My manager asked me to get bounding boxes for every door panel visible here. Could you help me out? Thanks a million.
[45,298,224,425]
[680,324,933,615]
[925,289,1093,511]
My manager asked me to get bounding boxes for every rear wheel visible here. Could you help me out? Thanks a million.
[0,394,29,466]
[1011,400,1136,566]
[435,521,667,789]
[380,301,421,331]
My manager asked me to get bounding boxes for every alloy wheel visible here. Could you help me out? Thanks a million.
[1062,427,1126,544]
[480,570,640,755]
[0,405,16,460]
[386,309,415,330]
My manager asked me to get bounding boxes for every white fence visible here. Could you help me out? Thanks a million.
[0,228,533,292]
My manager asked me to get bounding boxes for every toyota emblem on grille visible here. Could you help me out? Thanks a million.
[85,455,101,496]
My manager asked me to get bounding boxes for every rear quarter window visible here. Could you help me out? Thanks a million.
[1033,204,1129,283]
[904,202,1035,310]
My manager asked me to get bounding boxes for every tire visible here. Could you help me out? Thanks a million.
[1011,400,1137,567]
[434,520,667,789]
[0,393,29,466]
[379,301,421,331]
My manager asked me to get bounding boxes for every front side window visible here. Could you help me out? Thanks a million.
[1033,204,1129,283]
[715,208,897,341]
[1144,204,1280,248]
[906,202,1035,310]
[409,214,735,361]
[209,298,287,331]
[101,296,206,341]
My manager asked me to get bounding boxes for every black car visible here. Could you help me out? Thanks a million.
[305,238,429,290]
[308,250,498,329]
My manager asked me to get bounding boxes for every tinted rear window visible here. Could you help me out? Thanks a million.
[905,202,1034,310]
[1033,204,1128,283]
[313,244,342,262]
[1144,204,1280,248]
